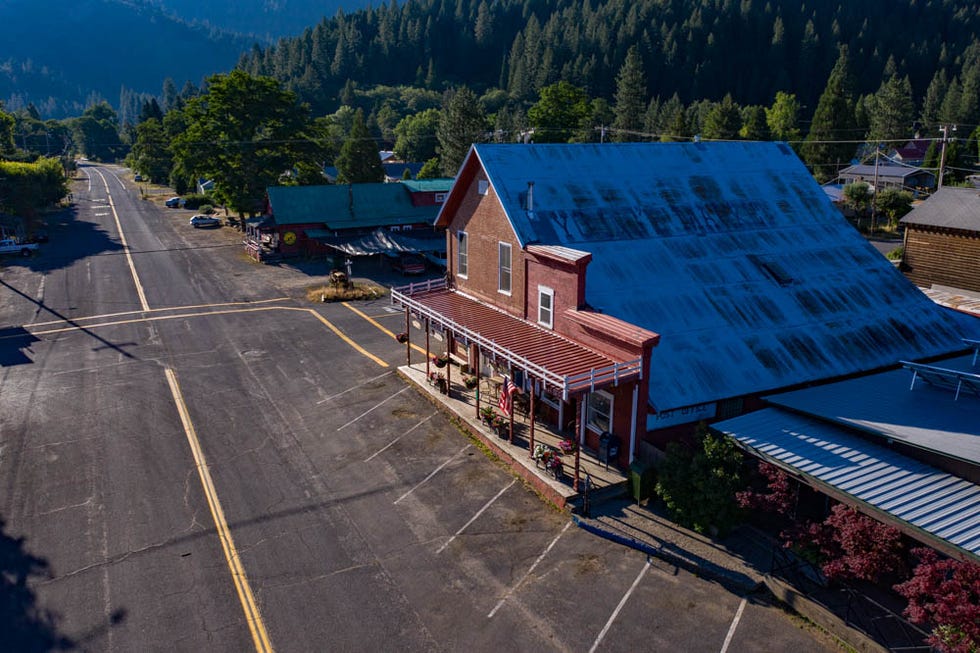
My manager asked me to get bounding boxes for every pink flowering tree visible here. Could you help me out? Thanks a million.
[894,548,980,653]
[783,503,905,583]
[735,462,795,516]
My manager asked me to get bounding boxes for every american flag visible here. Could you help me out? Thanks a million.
[498,375,517,417]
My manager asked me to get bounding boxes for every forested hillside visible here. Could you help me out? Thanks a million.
[1,0,249,118]
[144,0,361,40]
[240,0,980,118]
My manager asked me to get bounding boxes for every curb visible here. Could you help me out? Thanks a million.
[571,515,764,595]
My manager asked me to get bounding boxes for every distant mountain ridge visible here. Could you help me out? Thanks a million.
[0,0,372,118]
[144,0,361,41]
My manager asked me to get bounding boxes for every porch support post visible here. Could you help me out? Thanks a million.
[444,328,451,393]
[528,379,536,457]
[425,318,431,378]
[574,397,584,491]
[473,344,481,417]
[404,309,411,367]
[629,383,639,464]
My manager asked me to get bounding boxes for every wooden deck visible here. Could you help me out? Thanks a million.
[398,362,628,509]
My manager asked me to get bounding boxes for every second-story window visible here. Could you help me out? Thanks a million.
[478,179,489,195]
[538,286,554,328]
[457,231,468,277]
[498,242,512,295]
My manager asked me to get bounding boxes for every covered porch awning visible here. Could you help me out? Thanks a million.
[713,408,980,563]
[390,279,643,400]
[307,227,445,257]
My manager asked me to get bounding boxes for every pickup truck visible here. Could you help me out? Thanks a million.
[0,239,39,257]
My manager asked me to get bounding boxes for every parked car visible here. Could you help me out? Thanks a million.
[165,197,185,208]
[189,215,221,228]
[134,174,144,182]
[392,253,426,275]
[0,238,38,256]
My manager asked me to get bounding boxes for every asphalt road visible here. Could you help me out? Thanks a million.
[0,164,842,652]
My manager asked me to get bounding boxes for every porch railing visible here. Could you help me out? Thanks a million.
[391,281,643,400]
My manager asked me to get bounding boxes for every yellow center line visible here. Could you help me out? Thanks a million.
[29,297,291,328]
[342,302,427,356]
[23,304,389,368]
[93,168,150,312]
[164,368,274,653]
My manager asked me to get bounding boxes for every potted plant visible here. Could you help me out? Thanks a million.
[558,438,577,454]
[479,406,495,426]
[492,414,508,438]
[432,353,449,368]
[463,375,479,389]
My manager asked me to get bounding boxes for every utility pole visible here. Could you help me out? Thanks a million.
[871,143,880,235]
[938,124,956,190]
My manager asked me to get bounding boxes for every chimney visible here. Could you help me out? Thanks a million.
[527,181,534,213]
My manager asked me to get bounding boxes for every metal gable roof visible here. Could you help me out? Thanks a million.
[470,142,968,412]
[900,186,980,231]
[715,408,980,561]
[267,184,440,228]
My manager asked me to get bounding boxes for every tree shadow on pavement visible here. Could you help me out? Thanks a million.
[0,518,74,652]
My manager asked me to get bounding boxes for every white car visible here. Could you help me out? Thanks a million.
[189,215,221,228]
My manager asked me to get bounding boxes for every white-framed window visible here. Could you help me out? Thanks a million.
[538,286,554,328]
[478,179,489,195]
[457,231,468,277]
[498,242,512,294]
[434,192,447,203]
[586,391,613,433]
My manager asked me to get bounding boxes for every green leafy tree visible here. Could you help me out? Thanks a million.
[171,70,312,217]
[654,423,744,535]
[527,81,590,143]
[875,188,914,228]
[0,158,69,217]
[335,109,384,184]
[73,102,125,162]
[842,182,873,217]
[416,157,441,179]
[766,92,802,143]
[612,46,648,142]
[0,104,15,156]
[128,118,172,184]
[802,46,859,182]
[437,86,486,175]
[394,108,440,161]
[702,94,742,140]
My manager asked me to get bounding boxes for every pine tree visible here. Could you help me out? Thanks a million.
[868,72,915,143]
[921,69,948,129]
[802,45,859,182]
[335,109,384,184]
[437,86,486,175]
[612,46,648,142]
[702,94,742,140]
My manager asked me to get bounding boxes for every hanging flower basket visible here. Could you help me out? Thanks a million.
[463,375,479,389]
[396,332,409,343]
[432,354,449,368]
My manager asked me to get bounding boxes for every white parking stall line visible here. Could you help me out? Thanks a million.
[336,386,410,431]
[588,558,651,653]
[719,597,748,653]
[488,521,572,618]
[317,370,393,405]
[364,413,436,462]
[436,480,516,554]
[393,445,471,505]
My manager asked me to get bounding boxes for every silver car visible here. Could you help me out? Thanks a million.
[189,215,221,228]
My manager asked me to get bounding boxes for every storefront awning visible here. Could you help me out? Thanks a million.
[714,408,980,562]
[390,280,643,400]
[307,227,445,257]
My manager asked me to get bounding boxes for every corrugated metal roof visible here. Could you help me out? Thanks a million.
[764,353,980,465]
[900,186,980,231]
[267,184,439,228]
[307,227,444,256]
[394,284,642,397]
[401,179,455,193]
[838,164,929,180]
[467,142,966,412]
[921,286,980,318]
[715,408,980,560]
[526,244,592,263]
